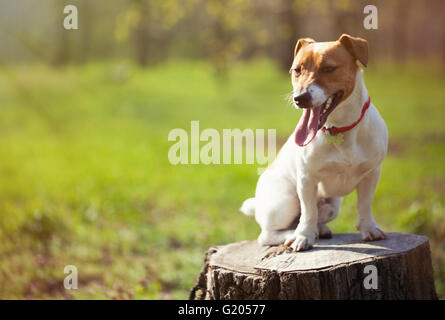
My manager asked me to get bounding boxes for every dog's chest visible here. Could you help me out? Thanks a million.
[309,143,377,196]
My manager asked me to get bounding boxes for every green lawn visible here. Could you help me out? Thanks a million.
[0,60,444,299]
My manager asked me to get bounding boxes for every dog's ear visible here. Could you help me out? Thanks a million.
[290,38,315,73]
[338,34,368,67]
[293,38,315,57]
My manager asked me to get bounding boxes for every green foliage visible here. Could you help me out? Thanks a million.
[0,60,444,299]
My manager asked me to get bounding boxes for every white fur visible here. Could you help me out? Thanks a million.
[307,83,327,107]
[312,43,324,54]
[242,69,388,251]
[240,198,256,216]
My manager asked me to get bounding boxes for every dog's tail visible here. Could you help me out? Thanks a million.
[240,197,256,217]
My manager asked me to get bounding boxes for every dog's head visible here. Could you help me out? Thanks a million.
[290,34,368,146]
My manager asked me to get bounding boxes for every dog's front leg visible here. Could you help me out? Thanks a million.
[285,175,318,251]
[356,167,386,241]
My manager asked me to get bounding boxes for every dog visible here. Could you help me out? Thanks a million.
[240,34,388,252]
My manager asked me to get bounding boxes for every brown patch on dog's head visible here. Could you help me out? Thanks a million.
[291,38,315,66]
[290,35,369,146]
[338,34,368,67]
[290,34,368,105]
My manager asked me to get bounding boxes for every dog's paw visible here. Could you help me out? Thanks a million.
[285,232,315,252]
[358,223,386,241]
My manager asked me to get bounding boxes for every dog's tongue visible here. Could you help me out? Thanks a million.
[295,106,321,146]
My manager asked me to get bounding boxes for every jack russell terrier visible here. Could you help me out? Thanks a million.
[241,34,388,252]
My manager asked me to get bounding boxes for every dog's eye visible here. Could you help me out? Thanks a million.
[321,66,336,73]
[294,66,302,76]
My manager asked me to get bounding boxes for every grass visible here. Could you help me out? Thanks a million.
[0,59,444,299]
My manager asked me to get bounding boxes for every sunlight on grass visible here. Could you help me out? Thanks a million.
[0,60,444,299]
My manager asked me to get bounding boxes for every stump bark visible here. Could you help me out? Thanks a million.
[190,232,437,300]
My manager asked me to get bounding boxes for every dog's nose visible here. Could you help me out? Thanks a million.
[293,92,311,108]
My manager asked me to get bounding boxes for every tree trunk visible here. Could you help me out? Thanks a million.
[190,232,437,300]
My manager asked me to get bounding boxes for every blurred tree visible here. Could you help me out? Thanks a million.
[0,0,444,70]
[273,0,301,71]
[52,0,71,66]
[200,0,250,76]
[78,0,92,63]
[328,0,356,36]
[115,0,192,67]
[391,0,409,62]
[133,0,150,67]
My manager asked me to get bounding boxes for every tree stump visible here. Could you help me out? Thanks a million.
[189,232,437,300]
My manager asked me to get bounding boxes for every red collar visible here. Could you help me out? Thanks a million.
[321,96,371,136]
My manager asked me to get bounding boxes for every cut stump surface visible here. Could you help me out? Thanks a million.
[190,232,437,300]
